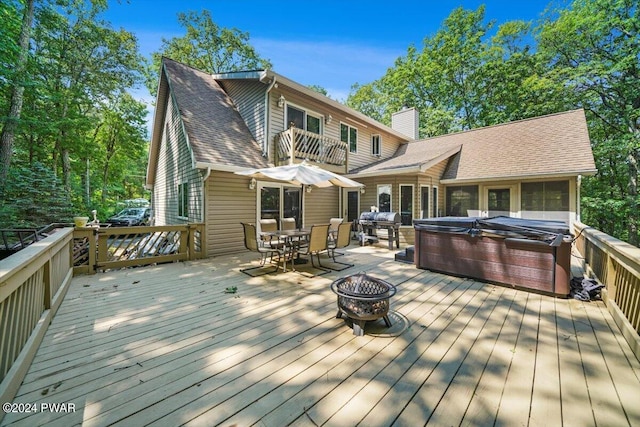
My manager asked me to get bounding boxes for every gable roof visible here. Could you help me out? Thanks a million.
[146,58,268,186]
[350,109,597,182]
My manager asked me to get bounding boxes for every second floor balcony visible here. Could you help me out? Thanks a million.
[275,127,347,168]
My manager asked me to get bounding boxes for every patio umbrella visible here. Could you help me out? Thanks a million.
[235,161,363,228]
[234,160,364,189]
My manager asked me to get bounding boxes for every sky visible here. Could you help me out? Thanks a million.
[102,0,556,126]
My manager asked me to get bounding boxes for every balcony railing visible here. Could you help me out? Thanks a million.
[276,127,347,167]
[573,221,640,356]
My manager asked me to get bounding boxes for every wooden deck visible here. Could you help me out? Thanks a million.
[2,245,639,426]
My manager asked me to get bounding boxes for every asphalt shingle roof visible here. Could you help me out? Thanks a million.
[352,109,597,181]
[163,58,268,169]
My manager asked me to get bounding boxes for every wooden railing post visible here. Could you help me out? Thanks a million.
[288,127,295,165]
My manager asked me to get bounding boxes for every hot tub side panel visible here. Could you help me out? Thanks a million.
[414,229,570,296]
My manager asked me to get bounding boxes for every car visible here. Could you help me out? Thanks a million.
[106,207,151,227]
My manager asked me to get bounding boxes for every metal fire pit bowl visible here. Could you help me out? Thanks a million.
[330,273,397,336]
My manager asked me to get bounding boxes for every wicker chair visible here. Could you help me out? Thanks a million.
[240,223,283,276]
[327,222,354,271]
[297,224,331,276]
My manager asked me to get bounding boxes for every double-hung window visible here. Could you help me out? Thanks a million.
[341,123,358,153]
[371,134,381,156]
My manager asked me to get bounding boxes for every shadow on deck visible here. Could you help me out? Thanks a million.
[2,244,639,426]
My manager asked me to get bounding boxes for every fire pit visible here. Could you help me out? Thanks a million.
[330,273,397,336]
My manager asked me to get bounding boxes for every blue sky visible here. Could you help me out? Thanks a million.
[103,0,556,125]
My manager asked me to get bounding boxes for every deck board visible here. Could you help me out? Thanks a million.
[2,245,639,427]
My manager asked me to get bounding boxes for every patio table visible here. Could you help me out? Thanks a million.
[260,228,310,272]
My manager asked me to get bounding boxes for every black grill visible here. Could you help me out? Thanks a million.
[358,211,401,250]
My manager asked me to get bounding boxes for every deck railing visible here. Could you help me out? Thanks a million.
[73,223,205,274]
[573,221,640,356]
[0,223,205,412]
[276,127,347,167]
[0,228,74,405]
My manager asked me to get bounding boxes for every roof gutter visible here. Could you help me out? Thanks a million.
[262,72,277,157]
[195,161,262,173]
[439,169,598,184]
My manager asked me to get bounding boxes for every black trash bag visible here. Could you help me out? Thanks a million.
[570,277,604,301]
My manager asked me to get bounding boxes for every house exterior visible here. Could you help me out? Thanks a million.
[146,57,597,257]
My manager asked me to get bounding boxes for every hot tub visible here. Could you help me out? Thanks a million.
[413,216,572,297]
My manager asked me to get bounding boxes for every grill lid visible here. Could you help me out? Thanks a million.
[359,211,401,224]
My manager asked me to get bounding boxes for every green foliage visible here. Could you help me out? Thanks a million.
[307,85,328,96]
[346,1,639,246]
[145,9,272,97]
[0,162,74,227]
[537,0,640,245]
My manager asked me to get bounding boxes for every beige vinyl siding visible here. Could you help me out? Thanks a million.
[205,170,258,257]
[152,94,203,226]
[218,80,266,147]
[204,172,341,256]
[354,159,449,246]
[304,186,340,227]
[267,87,406,170]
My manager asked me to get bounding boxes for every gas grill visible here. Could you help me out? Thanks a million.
[358,211,401,250]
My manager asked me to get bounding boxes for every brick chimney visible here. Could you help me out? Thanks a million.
[391,107,419,140]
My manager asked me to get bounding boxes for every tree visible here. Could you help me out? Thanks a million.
[26,0,143,195]
[145,9,271,96]
[0,0,34,193]
[537,0,640,245]
[93,93,148,205]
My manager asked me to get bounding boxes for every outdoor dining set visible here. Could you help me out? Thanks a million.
[240,217,353,277]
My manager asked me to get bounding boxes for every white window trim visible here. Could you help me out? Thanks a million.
[376,184,392,213]
[285,102,324,134]
[420,185,430,219]
[371,134,381,157]
[177,181,189,219]
[341,122,358,154]
[432,185,439,217]
[400,184,414,227]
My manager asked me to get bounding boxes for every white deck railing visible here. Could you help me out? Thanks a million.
[276,127,347,166]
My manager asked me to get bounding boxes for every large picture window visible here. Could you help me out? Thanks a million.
[446,185,478,217]
[400,185,413,225]
[521,181,569,211]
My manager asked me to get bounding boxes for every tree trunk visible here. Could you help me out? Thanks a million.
[0,0,35,191]
[62,147,71,195]
[84,157,90,207]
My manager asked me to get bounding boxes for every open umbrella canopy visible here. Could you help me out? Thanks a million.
[235,161,364,188]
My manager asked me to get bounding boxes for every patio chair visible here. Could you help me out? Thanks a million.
[281,217,297,231]
[297,223,331,276]
[326,222,354,271]
[329,217,343,232]
[240,223,283,276]
[259,218,285,249]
